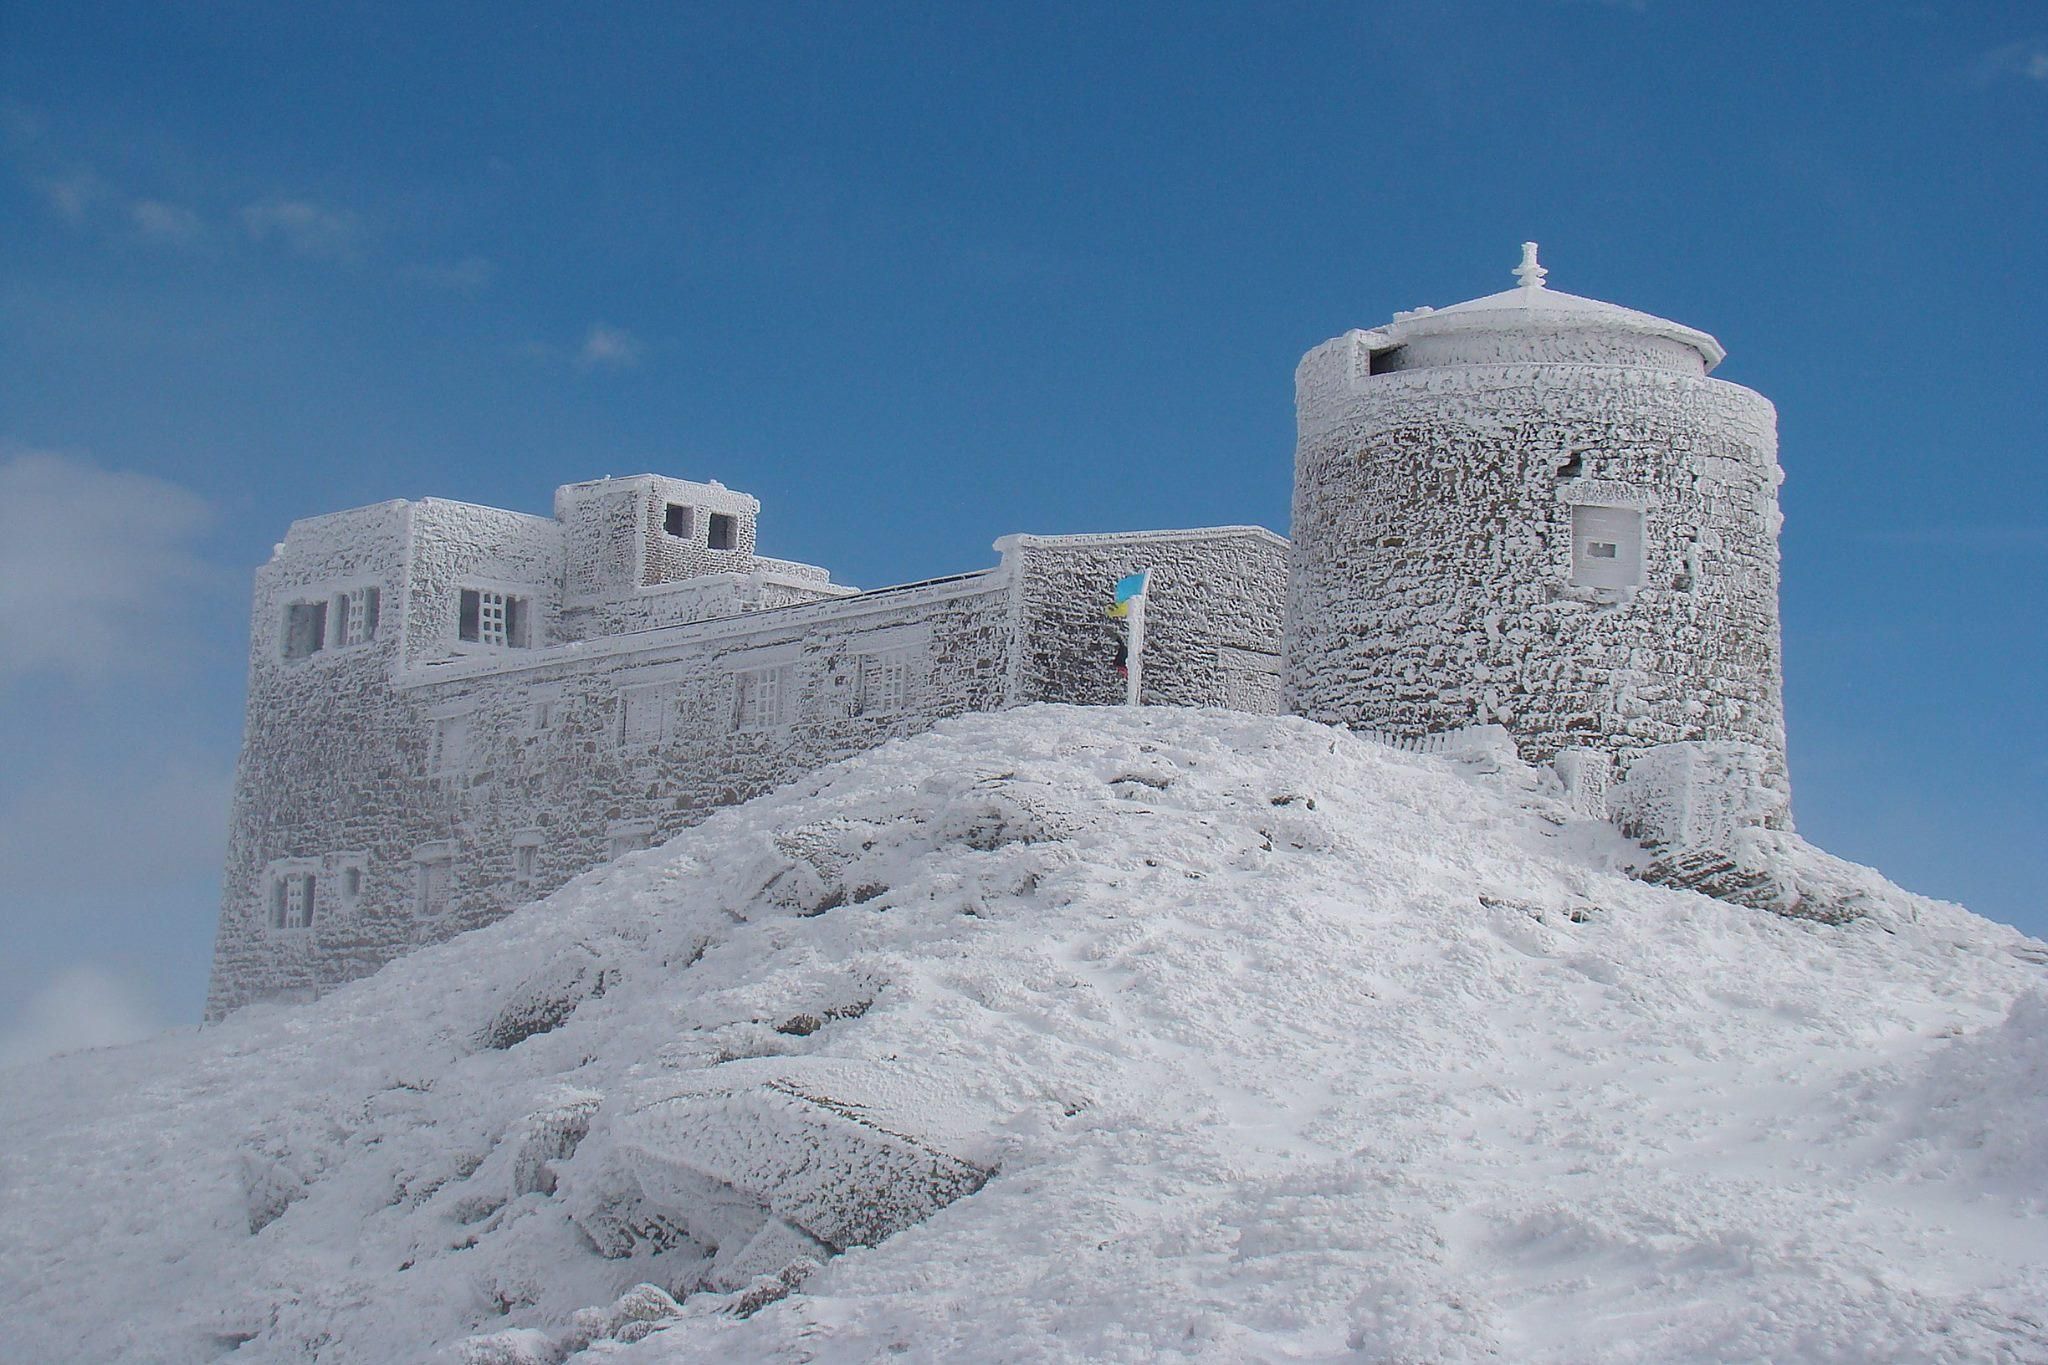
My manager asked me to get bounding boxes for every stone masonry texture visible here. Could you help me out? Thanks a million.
[205,481,1285,1018]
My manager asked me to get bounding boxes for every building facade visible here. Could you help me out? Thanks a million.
[204,473,1286,1017]
[1283,245,1790,824]
[208,245,1804,1016]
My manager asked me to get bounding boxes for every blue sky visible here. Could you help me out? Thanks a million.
[2,2,2043,1052]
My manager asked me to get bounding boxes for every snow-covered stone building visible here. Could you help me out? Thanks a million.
[203,474,1286,1017]
[207,245,1801,1017]
[1284,245,1791,880]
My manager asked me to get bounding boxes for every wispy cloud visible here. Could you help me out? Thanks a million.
[130,198,204,246]
[242,196,360,261]
[1974,41,2048,86]
[576,322,641,370]
[0,964,167,1069]
[0,448,215,684]
[521,324,644,371]
[402,255,495,292]
[39,167,106,222]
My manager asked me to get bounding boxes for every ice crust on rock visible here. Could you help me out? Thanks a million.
[3,706,2046,1362]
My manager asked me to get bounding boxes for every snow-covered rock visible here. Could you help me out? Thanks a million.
[2,705,2044,1362]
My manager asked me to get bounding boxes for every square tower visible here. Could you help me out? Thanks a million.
[555,474,761,604]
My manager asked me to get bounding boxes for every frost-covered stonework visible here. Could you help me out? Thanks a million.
[1285,255,1791,886]
[210,249,1812,1017]
[205,476,1283,1018]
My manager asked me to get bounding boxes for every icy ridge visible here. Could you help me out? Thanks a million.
[1,705,2044,1363]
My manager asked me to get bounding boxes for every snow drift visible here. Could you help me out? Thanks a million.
[2,706,2045,1362]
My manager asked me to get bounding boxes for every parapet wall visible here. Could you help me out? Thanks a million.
[1001,527,1289,711]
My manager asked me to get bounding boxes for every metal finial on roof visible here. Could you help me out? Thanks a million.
[1514,241,1547,291]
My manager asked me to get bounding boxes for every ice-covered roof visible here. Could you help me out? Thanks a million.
[1382,243,1726,370]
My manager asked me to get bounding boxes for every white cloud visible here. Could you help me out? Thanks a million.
[242,196,360,260]
[130,198,204,245]
[0,448,214,684]
[1975,41,2048,85]
[403,255,495,291]
[577,322,642,370]
[0,964,166,1069]
[39,168,106,222]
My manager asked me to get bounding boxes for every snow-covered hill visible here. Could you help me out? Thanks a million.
[3,706,2045,1363]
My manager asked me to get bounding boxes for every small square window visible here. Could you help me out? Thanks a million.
[735,663,791,731]
[1570,505,1644,590]
[283,600,327,660]
[619,683,677,749]
[332,586,380,647]
[607,825,652,860]
[459,588,532,647]
[857,652,912,716]
[707,513,738,551]
[430,712,473,775]
[267,868,318,929]
[323,854,368,915]
[415,851,452,915]
[663,503,694,538]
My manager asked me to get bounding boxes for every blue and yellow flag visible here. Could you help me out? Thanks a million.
[1106,569,1150,619]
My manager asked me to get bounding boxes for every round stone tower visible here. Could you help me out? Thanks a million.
[1283,244,1788,808]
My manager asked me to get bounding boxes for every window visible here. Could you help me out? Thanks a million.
[414,846,453,915]
[458,588,532,648]
[735,663,791,731]
[619,683,677,749]
[511,831,543,888]
[857,651,912,716]
[283,587,379,661]
[1570,505,1645,590]
[333,586,380,648]
[663,503,694,538]
[267,869,317,929]
[607,823,653,860]
[430,712,473,776]
[522,684,564,737]
[283,600,327,660]
[524,695,557,736]
[707,512,738,551]
[332,853,367,912]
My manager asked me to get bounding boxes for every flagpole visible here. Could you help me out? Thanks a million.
[1125,591,1144,706]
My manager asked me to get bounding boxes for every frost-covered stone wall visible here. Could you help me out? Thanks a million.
[205,479,1286,1018]
[1002,528,1288,712]
[1284,321,1788,812]
[207,258,1801,1016]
